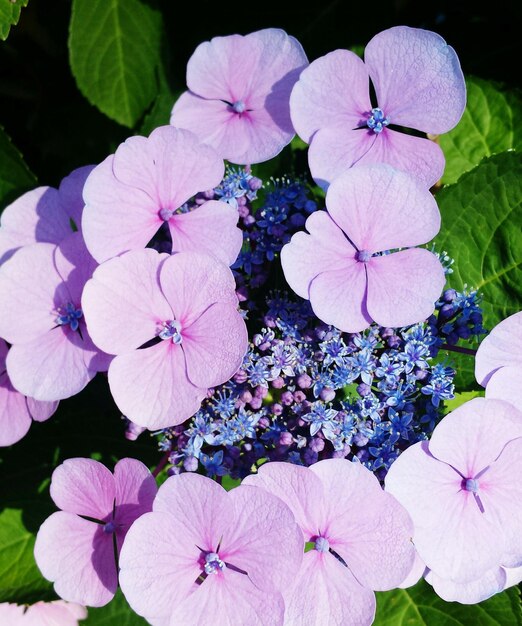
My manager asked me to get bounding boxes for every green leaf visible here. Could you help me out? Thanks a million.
[84,589,147,625]
[69,0,163,128]
[0,125,36,212]
[374,580,522,626]
[0,0,28,40]
[440,77,522,184]
[435,151,522,333]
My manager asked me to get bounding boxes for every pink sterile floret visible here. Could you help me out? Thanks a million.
[243,459,415,626]
[0,338,58,446]
[475,311,522,409]
[385,397,522,602]
[290,26,466,189]
[82,125,242,265]
[0,232,110,402]
[0,165,94,265]
[0,600,87,626]
[82,249,248,430]
[281,164,445,332]
[171,28,308,165]
[119,472,303,626]
[34,458,157,608]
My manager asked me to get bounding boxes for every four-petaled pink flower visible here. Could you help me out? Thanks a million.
[0,338,58,446]
[290,26,466,189]
[0,233,110,401]
[82,126,242,265]
[82,249,248,429]
[386,397,522,603]
[0,165,94,265]
[244,459,415,626]
[34,458,157,607]
[119,472,303,626]
[281,164,445,332]
[171,28,308,165]
[475,311,522,409]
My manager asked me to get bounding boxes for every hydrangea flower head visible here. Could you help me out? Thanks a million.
[82,249,248,429]
[0,339,58,446]
[0,165,93,264]
[0,233,110,401]
[82,126,242,264]
[281,164,445,331]
[385,397,522,601]
[34,458,157,607]
[171,28,308,164]
[244,459,415,626]
[119,473,303,625]
[290,26,466,188]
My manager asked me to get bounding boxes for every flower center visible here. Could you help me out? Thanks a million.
[204,552,225,575]
[314,536,330,553]
[158,207,174,221]
[366,108,390,134]
[355,249,372,263]
[231,100,246,114]
[103,521,116,534]
[56,302,83,331]
[159,319,183,344]
[463,478,479,493]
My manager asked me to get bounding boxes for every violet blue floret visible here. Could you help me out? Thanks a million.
[81,126,242,265]
[244,459,415,626]
[386,397,522,603]
[82,249,248,429]
[118,473,303,625]
[281,164,446,331]
[171,28,308,165]
[290,25,466,188]
[34,458,157,607]
[0,232,111,401]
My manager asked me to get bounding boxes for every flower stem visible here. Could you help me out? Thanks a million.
[152,451,170,478]
[440,344,477,357]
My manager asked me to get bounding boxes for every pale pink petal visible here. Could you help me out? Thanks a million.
[284,550,376,626]
[169,568,285,626]
[311,459,415,591]
[399,551,427,589]
[23,600,88,626]
[242,461,327,539]
[504,565,522,589]
[485,366,522,410]
[50,458,115,519]
[281,210,357,299]
[82,155,161,263]
[153,473,227,551]
[119,511,202,623]
[58,165,95,230]
[309,262,372,332]
[428,398,522,477]
[366,249,446,328]
[113,458,157,536]
[325,165,441,252]
[159,252,238,327]
[113,126,224,216]
[355,128,446,189]
[0,603,25,624]
[0,243,70,344]
[0,187,70,264]
[53,233,97,304]
[108,340,206,429]
[365,26,466,133]
[6,327,97,401]
[307,124,378,190]
[289,49,371,143]
[475,311,522,386]
[182,302,247,388]
[219,484,303,593]
[26,397,59,422]
[0,371,32,446]
[426,567,506,604]
[168,200,242,265]
[82,248,172,355]
[385,441,504,582]
[34,512,117,607]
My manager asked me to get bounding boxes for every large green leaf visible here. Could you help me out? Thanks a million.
[68,0,163,128]
[84,589,146,625]
[0,0,28,40]
[0,125,36,212]
[374,581,522,625]
[440,77,522,184]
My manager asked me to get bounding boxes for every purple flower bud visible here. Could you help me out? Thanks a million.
[167,466,181,476]
[353,433,369,447]
[255,385,268,398]
[240,389,253,403]
[281,391,294,406]
[249,176,263,191]
[250,396,263,410]
[320,387,335,402]
[238,204,250,218]
[234,369,248,384]
[439,303,455,320]
[387,334,401,349]
[183,456,199,472]
[303,448,318,464]
[243,215,256,226]
[125,421,146,441]
[297,373,312,389]
[258,417,270,429]
[272,403,284,416]
[443,289,457,303]
[293,390,306,403]
[271,376,285,389]
[310,437,325,452]
[357,383,371,397]
[202,189,215,199]
[279,431,293,446]
[415,368,429,382]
